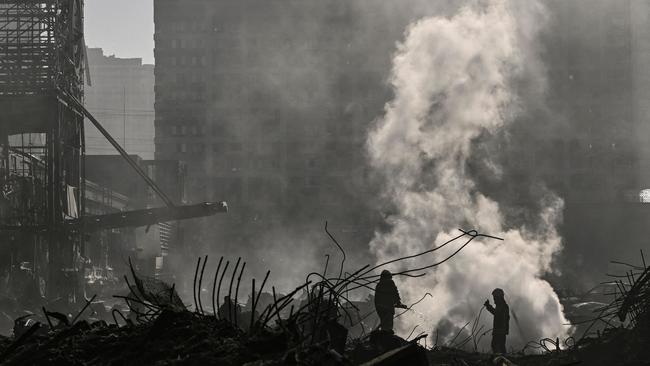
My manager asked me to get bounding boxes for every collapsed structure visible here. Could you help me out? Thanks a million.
[0,232,649,365]
[0,229,498,365]
[0,0,226,312]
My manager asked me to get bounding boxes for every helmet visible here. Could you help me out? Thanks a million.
[492,288,505,298]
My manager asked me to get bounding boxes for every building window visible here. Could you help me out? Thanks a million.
[171,125,178,136]
[229,142,242,152]
[177,143,187,153]
[212,123,225,136]
[171,39,178,49]
[307,158,317,168]
[180,125,187,136]
[192,144,204,154]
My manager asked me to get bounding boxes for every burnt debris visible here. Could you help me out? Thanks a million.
[0,229,503,365]
[2,232,650,365]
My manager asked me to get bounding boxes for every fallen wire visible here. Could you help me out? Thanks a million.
[111,308,129,327]
[406,324,420,340]
[356,229,503,283]
[325,221,346,281]
[72,294,97,325]
[448,321,470,348]
[470,305,486,351]
[395,292,432,319]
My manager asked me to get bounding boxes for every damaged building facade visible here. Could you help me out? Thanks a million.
[0,0,86,302]
[0,0,225,308]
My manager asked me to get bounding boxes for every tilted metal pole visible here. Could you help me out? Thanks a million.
[57,89,175,208]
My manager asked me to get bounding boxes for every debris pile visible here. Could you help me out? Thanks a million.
[419,254,650,366]
[0,267,346,365]
[3,230,650,365]
[0,261,429,365]
[0,227,500,365]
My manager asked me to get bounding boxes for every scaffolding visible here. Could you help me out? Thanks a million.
[0,0,85,301]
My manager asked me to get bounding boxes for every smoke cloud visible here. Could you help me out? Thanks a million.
[367,0,571,350]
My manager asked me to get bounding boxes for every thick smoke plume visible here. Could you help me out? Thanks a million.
[367,0,571,350]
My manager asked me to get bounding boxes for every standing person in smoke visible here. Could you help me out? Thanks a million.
[374,270,406,333]
[218,295,242,325]
[484,288,510,354]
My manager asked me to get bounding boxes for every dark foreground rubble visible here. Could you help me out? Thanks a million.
[2,234,650,365]
[2,308,649,366]
[0,308,430,365]
[425,326,650,366]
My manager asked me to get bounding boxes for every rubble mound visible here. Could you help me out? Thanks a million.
[0,310,318,365]
[3,246,650,366]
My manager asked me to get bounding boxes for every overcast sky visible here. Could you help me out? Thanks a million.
[84,0,155,64]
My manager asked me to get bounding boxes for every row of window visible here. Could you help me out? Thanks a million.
[167,55,209,67]
[170,38,209,50]
[157,20,212,33]
[162,120,281,137]
[174,143,278,155]
[173,144,283,158]
[170,125,206,136]
[158,89,208,102]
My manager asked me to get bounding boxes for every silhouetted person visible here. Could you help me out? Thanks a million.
[218,295,241,324]
[484,288,510,354]
[374,270,406,332]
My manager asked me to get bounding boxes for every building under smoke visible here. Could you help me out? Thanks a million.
[152,0,650,292]
[496,0,650,286]
[153,0,397,287]
[85,48,155,159]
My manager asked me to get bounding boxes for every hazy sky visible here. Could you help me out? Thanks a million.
[85,0,155,64]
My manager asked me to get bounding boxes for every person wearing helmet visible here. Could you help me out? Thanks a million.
[484,288,510,354]
[374,270,406,332]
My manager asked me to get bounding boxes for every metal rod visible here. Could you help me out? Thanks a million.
[71,294,97,324]
[211,257,224,317]
[198,255,208,314]
[227,257,241,323]
[216,261,230,320]
[193,257,201,313]
[58,89,174,207]
[234,262,246,328]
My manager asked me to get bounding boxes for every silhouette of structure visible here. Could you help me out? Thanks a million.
[0,1,226,303]
[0,0,86,301]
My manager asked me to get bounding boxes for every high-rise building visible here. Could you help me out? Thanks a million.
[507,0,650,283]
[153,1,396,273]
[85,48,155,159]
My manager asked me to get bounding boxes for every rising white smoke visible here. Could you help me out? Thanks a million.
[366,0,571,351]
